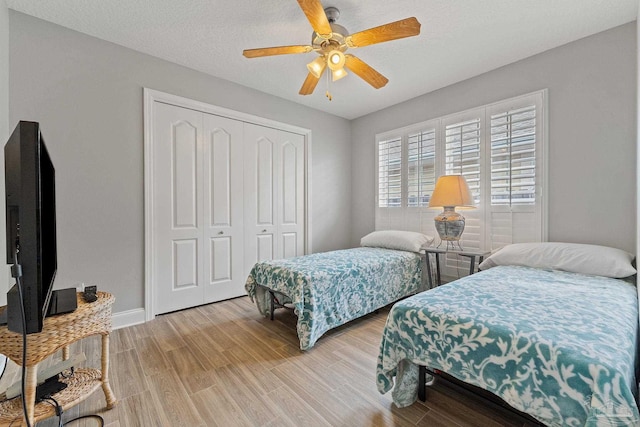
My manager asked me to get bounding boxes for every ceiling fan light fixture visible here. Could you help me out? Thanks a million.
[327,50,345,71]
[242,0,421,97]
[332,67,348,82]
[307,56,327,78]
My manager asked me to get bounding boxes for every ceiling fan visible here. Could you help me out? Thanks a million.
[243,0,421,97]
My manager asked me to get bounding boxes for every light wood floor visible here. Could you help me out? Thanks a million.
[2,296,541,427]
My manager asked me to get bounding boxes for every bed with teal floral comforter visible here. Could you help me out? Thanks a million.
[377,265,640,427]
[245,247,422,351]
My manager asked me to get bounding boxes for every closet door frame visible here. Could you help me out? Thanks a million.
[143,88,312,321]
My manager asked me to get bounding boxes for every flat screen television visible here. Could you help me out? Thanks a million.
[4,121,57,334]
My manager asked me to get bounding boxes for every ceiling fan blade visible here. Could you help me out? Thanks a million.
[297,0,332,38]
[243,45,313,58]
[299,71,322,95]
[344,55,388,89]
[347,17,421,48]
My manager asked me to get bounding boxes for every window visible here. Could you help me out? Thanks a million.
[375,90,546,252]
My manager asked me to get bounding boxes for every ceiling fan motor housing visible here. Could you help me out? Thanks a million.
[312,22,349,52]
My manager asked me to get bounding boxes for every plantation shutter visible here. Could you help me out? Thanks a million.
[490,105,536,206]
[486,94,543,250]
[443,116,482,253]
[377,137,402,208]
[444,118,481,204]
[374,90,545,266]
[407,129,436,207]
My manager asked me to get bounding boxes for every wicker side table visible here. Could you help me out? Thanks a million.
[0,291,117,426]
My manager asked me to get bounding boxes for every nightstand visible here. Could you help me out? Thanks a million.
[422,247,491,287]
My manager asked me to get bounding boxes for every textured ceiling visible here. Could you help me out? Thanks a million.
[6,0,638,119]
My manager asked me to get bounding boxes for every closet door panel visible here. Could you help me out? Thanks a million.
[172,123,199,228]
[153,103,205,314]
[244,123,279,276]
[257,234,275,262]
[257,138,275,225]
[282,233,298,259]
[210,236,231,281]
[210,128,232,226]
[203,114,245,303]
[278,132,305,258]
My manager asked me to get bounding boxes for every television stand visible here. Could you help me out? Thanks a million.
[0,291,117,426]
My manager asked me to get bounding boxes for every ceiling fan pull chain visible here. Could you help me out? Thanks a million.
[325,66,333,101]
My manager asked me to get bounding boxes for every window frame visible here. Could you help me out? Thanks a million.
[374,89,548,248]
[375,119,440,209]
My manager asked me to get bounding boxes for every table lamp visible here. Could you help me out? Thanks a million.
[428,175,474,249]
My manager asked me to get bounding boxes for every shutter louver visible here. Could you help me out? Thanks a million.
[408,130,436,207]
[378,137,402,207]
[490,105,536,206]
[444,119,481,205]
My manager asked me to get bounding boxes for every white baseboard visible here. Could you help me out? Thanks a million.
[112,308,146,330]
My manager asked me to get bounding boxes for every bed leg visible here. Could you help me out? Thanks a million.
[418,365,426,402]
[269,291,275,321]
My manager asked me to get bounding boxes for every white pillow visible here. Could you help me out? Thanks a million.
[478,242,636,278]
[360,230,434,253]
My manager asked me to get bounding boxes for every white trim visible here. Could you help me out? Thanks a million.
[305,133,313,255]
[540,88,549,241]
[112,308,146,330]
[143,88,311,322]
[144,89,311,136]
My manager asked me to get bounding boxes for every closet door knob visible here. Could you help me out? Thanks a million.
[262,229,267,233]
[218,231,224,235]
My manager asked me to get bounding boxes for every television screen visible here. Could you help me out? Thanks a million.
[5,121,57,334]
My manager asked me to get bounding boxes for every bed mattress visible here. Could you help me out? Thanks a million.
[246,247,422,350]
[376,265,640,426]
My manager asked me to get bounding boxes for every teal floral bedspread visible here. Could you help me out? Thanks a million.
[377,265,640,427]
[245,247,422,351]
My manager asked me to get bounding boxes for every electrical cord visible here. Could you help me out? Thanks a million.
[65,415,105,426]
[43,394,105,426]
[12,252,31,427]
[0,352,7,382]
[42,396,63,427]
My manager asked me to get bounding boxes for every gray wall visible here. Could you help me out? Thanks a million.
[0,1,8,305]
[352,22,637,253]
[9,12,352,313]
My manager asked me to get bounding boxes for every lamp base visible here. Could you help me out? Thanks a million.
[434,206,466,246]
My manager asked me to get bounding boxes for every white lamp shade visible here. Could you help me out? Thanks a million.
[428,175,474,208]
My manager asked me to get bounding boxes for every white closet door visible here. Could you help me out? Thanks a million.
[244,123,305,277]
[244,123,279,276]
[202,114,245,303]
[279,132,305,259]
[153,103,205,314]
[147,90,308,317]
